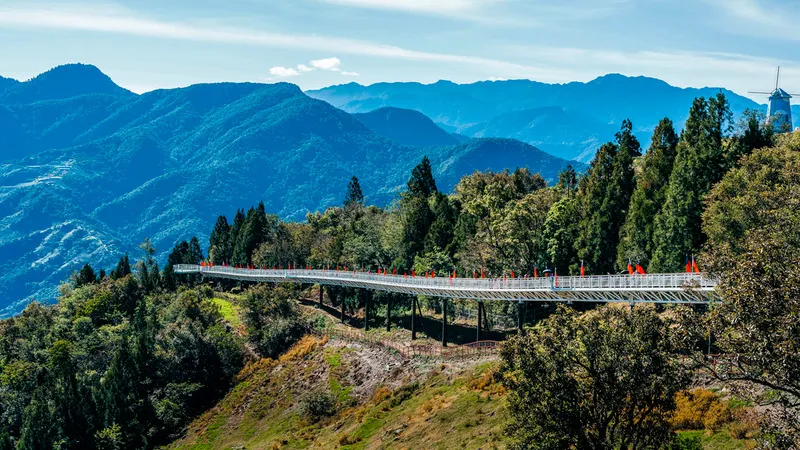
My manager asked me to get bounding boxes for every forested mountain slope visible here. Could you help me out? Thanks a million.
[0,64,575,316]
[308,75,787,161]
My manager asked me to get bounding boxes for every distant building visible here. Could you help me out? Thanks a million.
[750,67,796,133]
[767,88,793,132]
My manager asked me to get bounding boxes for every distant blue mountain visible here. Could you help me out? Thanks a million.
[353,107,459,147]
[1,64,133,104]
[308,74,780,161]
[0,76,18,95]
[0,64,575,316]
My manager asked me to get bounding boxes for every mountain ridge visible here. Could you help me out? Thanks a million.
[307,74,784,160]
[1,65,576,316]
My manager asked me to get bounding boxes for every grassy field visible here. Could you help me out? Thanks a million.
[211,296,242,331]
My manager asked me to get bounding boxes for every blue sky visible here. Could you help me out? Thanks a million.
[0,0,799,99]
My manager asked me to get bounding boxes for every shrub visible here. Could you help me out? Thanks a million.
[702,401,732,431]
[300,390,337,423]
[672,388,723,430]
[668,433,702,450]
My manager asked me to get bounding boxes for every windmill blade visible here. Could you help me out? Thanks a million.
[776,66,781,91]
[748,91,772,95]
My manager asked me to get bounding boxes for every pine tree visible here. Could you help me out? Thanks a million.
[556,164,578,193]
[650,94,732,272]
[233,204,271,266]
[103,335,145,448]
[344,176,364,208]
[137,238,160,293]
[208,216,232,264]
[188,236,204,264]
[407,156,437,198]
[111,254,131,280]
[575,120,641,274]
[74,263,97,287]
[230,209,247,266]
[398,157,440,268]
[425,193,458,255]
[617,118,678,268]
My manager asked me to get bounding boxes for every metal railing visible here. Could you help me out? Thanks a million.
[175,265,718,304]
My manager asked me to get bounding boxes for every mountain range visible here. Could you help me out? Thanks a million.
[308,75,800,161]
[0,64,574,316]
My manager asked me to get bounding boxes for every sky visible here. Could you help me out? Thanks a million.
[0,0,799,100]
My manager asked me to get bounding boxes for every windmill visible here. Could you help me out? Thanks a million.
[749,67,797,133]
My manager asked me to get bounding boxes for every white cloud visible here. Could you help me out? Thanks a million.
[702,0,800,41]
[320,0,492,15]
[341,71,360,76]
[311,57,342,71]
[297,64,313,72]
[269,66,299,77]
[0,5,540,74]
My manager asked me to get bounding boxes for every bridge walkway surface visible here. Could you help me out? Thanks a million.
[175,265,718,304]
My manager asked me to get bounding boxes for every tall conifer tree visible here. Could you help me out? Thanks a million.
[650,94,732,271]
[575,120,641,274]
[209,216,232,264]
[617,118,678,268]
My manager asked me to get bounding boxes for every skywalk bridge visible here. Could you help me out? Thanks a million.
[174,265,718,304]
[175,264,718,346]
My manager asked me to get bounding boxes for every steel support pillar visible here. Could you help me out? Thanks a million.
[386,295,392,332]
[517,300,525,335]
[318,285,323,308]
[364,290,370,331]
[476,300,483,342]
[411,296,418,341]
[442,298,448,347]
[341,296,345,324]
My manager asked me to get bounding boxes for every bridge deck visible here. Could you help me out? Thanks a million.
[175,265,718,304]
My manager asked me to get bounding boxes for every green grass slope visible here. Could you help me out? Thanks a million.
[168,336,508,449]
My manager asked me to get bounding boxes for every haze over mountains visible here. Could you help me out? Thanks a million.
[0,64,573,316]
[308,75,800,162]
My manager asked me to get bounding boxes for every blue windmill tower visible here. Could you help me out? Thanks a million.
[750,67,796,132]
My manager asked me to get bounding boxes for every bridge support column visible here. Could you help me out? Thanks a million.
[341,296,346,324]
[442,298,448,347]
[517,300,525,336]
[386,295,392,332]
[476,300,483,342]
[364,290,370,331]
[318,285,324,308]
[411,296,418,341]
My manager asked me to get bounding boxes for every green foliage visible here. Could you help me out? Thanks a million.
[650,94,734,272]
[697,138,800,444]
[407,155,437,198]
[500,305,688,449]
[0,276,246,449]
[110,253,132,280]
[344,175,364,208]
[576,120,641,274]
[243,285,307,359]
[208,215,232,265]
[617,117,678,268]
[163,237,205,290]
[300,390,337,423]
[74,263,98,288]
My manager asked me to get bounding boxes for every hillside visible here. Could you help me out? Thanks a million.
[456,106,623,163]
[353,107,459,147]
[0,75,18,94]
[169,335,509,449]
[308,75,784,161]
[0,65,575,316]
